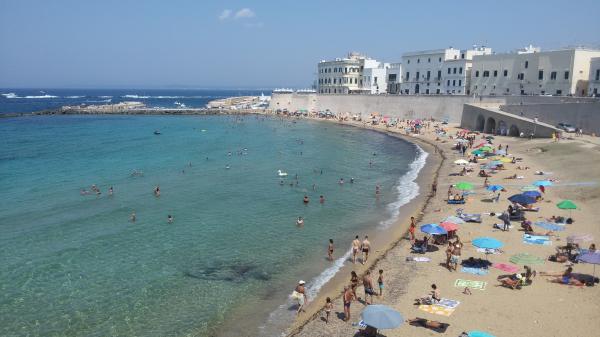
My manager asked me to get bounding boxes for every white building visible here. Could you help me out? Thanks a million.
[400,47,492,95]
[317,52,390,94]
[589,57,600,97]
[386,63,403,94]
[470,46,600,96]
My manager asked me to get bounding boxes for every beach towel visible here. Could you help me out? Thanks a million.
[492,263,519,273]
[418,304,455,317]
[477,248,502,255]
[523,234,552,246]
[454,279,487,290]
[461,267,489,275]
[406,256,431,262]
[437,298,460,309]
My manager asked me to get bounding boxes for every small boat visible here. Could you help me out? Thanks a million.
[278,170,288,177]
[154,130,161,135]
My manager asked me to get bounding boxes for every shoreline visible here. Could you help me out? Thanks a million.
[283,118,446,336]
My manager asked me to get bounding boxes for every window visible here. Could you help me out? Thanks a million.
[564,71,569,80]
[550,71,557,80]
[448,68,451,74]
[344,67,348,73]
[453,67,457,74]
[388,74,397,81]
[503,69,508,77]
[525,61,529,69]
[416,71,420,80]
[437,70,441,79]
[426,71,430,80]
[538,70,544,80]
[475,70,480,77]
[596,69,600,81]
[334,68,337,73]
[556,89,562,95]
[483,71,490,77]
[333,78,336,84]
[518,73,524,80]
[461,53,465,59]
[406,72,410,81]
[407,59,410,64]
[428,58,431,63]
[493,70,498,77]
[438,57,442,62]
[459,67,463,74]
[459,79,462,86]
[447,79,450,86]
[417,58,420,63]
[452,79,456,86]
[436,89,440,94]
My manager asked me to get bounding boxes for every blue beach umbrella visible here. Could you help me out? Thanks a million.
[495,149,507,155]
[522,190,542,198]
[483,163,498,170]
[472,237,504,249]
[468,331,496,337]
[577,252,600,278]
[534,221,566,231]
[420,223,448,235]
[486,185,504,192]
[360,304,404,329]
[533,180,553,187]
[508,194,537,205]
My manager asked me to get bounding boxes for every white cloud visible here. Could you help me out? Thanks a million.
[218,9,232,20]
[234,8,255,19]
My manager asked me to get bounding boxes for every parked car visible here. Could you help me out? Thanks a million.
[557,123,576,133]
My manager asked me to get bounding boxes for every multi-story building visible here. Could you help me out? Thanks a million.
[400,47,492,95]
[317,52,389,94]
[589,57,600,97]
[386,63,402,94]
[470,46,600,96]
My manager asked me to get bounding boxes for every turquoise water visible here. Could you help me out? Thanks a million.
[0,115,422,337]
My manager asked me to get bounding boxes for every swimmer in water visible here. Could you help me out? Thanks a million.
[226,165,230,169]
[297,217,304,226]
[303,195,310,204]
[280,180,284,185]
[154,186,160,197]
[108,186,113,196]
[339,178,344,185]
[167,215,173,224]
[320,195,325,203]
[130,211,136,223]
[375,184,381,196]
[350,178,354,183]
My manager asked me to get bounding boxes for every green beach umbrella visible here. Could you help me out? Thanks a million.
[455,182,474,190]
[479,146,493,152]
[471,149,485,156]
[521,185,538,192]
[556,200,577,209]
[509,253,545,265]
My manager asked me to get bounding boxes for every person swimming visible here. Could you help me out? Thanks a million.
[319,195,325,203]
[167,215,173,224]
[296,217,304,226]
[303,195,309,204]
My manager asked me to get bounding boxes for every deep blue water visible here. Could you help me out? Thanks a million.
[0,114,426,337]
[0,89,267,114]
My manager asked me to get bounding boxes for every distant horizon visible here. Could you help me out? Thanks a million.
[1,0,599,88]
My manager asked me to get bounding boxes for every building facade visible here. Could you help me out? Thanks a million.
[470,47,600,96]
[386,63,402,94]
[589,57,600,97]
[400,47,491,95]
[317,52,389,94]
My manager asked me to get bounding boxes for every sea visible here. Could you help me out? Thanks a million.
[0,89,427,337]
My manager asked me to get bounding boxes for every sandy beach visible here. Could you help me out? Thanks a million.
[285,117,600,337]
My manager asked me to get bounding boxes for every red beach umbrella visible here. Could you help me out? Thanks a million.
[440,221,460,231]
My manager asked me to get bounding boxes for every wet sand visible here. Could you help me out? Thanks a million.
[286,118,600,337]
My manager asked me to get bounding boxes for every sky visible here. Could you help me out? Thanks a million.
[1,0,599,89]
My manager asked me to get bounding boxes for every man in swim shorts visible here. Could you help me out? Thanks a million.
[361,235,371,264]
[363,270,375,304]
[343,286,354,321]
[352,236,360,264]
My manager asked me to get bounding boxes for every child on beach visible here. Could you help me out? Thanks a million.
[328,239,334,261]
[377,269,384,297]
[324,297,333,323]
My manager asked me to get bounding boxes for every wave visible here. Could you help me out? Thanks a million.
[1,92,18,99]
[85,99,112,103]
[66,96,84,99]
[24,95,58,99]
[99,96,113,99]
[121,95,215,99]
[378,144,428,229]
[122,95,150,99]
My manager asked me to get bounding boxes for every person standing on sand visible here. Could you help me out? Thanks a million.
[431,182,437,196]
[324,297,333,324]
[377,269,384,297]
[409,217,417,242]
[361,236,371,264]
[328,239,334,261]
[352,236,361,263]
[343,286,354,322]
[350,271,359,300]
[445,242,454,271]
[450,239,462,271]
[363,270,375,304]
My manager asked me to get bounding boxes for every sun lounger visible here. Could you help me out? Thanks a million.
[456,209,482,223]
[520,207,540,212]
[447,199,466,204]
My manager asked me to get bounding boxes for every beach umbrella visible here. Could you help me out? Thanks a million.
[455,182,474,190]
[420,223,448,235]
[360,304,404,329]
[479,146,493,152]
[485,135,495,139]
[440,221,460,232]
[454,159,469,165]
[508,194,537,205]
[510,253,545,265]
[495,149,507,155]
[534,221,566,231]
[521,185,538,192]
[474,142,487,148]
[497,157,513,163]
[533,180,553,187]
[471,149,485,156]
[567,234,594,244]
[557,200,577,209]
[522,190,542,198]
[468,331,496,337]
[577,252,600,278]
[472,237,504,250]
[486,184,504,192]
[443,216,466,224]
